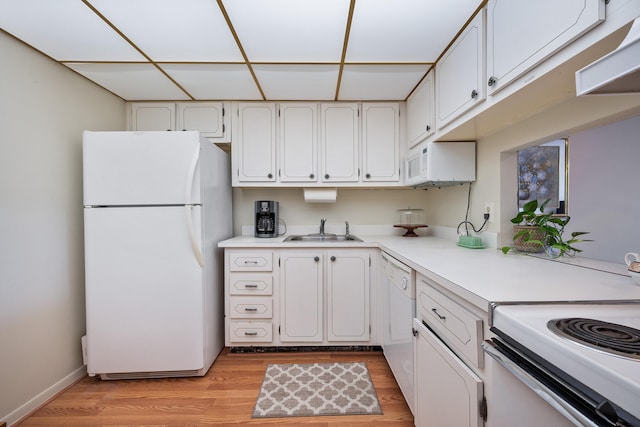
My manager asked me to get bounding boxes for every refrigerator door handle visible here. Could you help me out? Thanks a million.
[185,205,204,268]
[185,146,203,268]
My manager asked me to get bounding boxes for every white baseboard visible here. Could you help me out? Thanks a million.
[4,366,86,426]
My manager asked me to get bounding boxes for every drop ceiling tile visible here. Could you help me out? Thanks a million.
[338,64,429,100]
[87,0,244,62]
[252,64,340,100]
[65,63,190,101]
[0,0,145,61]
[223,0,350,62]
[159,64,263,100]
[346,0,479,62]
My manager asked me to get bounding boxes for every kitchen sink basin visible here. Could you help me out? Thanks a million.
[283,234,362,242]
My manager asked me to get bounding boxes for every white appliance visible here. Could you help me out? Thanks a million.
[405,141,476,188]
[381,252,415,414]
[82,130,231,380]
[484,302,640,426]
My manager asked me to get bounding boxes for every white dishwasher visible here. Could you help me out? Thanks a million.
[381,252,415,415]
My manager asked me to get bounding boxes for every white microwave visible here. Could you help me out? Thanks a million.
[405,141,476,187]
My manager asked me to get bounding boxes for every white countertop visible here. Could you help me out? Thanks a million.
[219,234,640,311]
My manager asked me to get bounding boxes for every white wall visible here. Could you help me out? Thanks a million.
[422,94,640,264]
[568,115,640,262]
[0,32,125,424]
[232,187,432,236]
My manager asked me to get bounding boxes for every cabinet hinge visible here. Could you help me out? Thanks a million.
[278,257,281,267]
[479,396,487,422]
[222,107,225,117]
[369,256,371,267]
[222,123,225,133]
[278,325,281,335]
[369,325,371,334]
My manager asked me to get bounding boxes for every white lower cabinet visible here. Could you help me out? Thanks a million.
[326,251,370,341]
[413,273,486,427]
[280,249,371,343]
[414,319,483,427]
[225,248,372,347]
[279,250,324,342]
[225,250,275,345]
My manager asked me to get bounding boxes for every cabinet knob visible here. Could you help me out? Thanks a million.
[488,76,497,87]
[309,173,315,179]
[267,173,273,179]
[471,89,478,99]
[365,173,371,179]
[324,173,330,179]
[330,256,336,262]
[314,256,320,262]
[426,125,431,132]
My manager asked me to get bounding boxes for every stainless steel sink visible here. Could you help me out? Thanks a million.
[283,234,362,242]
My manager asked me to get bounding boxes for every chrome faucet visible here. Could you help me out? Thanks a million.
[345,221,350,237]
[319,218,327,235]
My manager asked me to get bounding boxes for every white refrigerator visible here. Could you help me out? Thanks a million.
[82,130,231,380]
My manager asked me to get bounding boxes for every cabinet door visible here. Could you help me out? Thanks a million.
[279,103,318,183]
[280,251,323,342]
[128,103,175,131]
[177,102,228,141]
[436,11,485,129]
[487,0,604,95]
[413,319,483,427]
[235,103,276,182]
[320,103,359,183]
[362,103,400,183]
[407,71,435,148]
[327,251,370,342]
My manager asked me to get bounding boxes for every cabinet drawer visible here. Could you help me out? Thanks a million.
[229,251,273,271]
[229,273,273,295]
[229,297,273,319]
[416,275,483,368]
[229,321,273,342]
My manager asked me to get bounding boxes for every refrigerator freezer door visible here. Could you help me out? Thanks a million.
[84,205,205,375]
[83,131,202,206]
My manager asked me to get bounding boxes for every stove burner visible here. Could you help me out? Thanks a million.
[548,318,640,360]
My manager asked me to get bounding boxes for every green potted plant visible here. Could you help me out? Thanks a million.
[501,199,591,257]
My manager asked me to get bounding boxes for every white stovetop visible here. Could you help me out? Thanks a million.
[219,231,640,312]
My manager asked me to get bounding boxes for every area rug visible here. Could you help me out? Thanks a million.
[252,362,383,418]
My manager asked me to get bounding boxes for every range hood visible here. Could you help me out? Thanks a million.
[576,18,640,95]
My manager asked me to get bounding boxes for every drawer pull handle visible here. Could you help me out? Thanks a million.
[432,308,446,320]
[244,331,258,336]
[244,260,258,264]
[244,307,258,312]
[244,284,258,288]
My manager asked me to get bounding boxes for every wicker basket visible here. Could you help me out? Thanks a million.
[512,225,545,253]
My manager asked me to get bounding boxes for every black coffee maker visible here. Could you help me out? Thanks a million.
[254,201,279,238]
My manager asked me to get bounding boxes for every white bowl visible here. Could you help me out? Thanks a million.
[630,270,640,286]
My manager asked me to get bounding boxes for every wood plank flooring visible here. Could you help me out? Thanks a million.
[17,348,414,426]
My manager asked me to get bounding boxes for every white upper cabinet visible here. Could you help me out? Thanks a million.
[128,103,175,131]
[406,70,435,148]
[278,103,318,183]
[362,103,400,182]
[234,103,277,183]
[486,0,605,95]
[436,11,486,129]
[177,102,229,141]
[320,103,360,183]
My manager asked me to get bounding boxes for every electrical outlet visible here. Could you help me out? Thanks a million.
[483,203,494,223]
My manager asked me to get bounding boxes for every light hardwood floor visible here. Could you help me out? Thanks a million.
[17,348,414,426]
